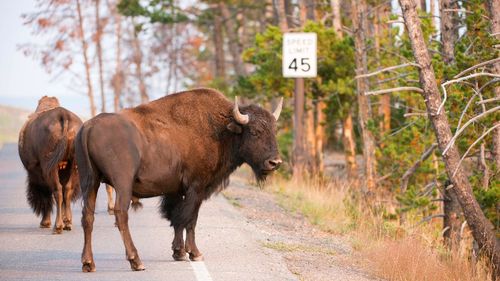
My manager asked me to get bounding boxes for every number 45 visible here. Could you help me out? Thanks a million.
[288,58,311,72]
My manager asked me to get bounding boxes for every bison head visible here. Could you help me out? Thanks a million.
[227,97,283,182]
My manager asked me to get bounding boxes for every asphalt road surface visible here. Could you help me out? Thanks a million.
[0,143,297,281]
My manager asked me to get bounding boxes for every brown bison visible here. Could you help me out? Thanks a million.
[18,96,83,234]
[76,88,282,272]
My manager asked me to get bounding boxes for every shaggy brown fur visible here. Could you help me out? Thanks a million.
[76,88,282,272]
[18,96,82,234]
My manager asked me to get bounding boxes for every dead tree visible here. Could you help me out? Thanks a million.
[76,0,96,117]
[212,3,226,80]
[220,2,247,77]
[398,0,500,277]
[486,0,500,171]
[352,0,377,192]
[95,0,106,113]
[439,0,463,251]
[130,22,148,103]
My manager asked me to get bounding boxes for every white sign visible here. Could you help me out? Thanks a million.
[282,32,317,78]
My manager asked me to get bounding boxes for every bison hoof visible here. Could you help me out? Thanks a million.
[82,261,96,272]
[40,222,51,228]
[172,250,188,261]
[129,259,145,271]
[53,227,63,234]
[189,253,204,262]
[63,224,72,231]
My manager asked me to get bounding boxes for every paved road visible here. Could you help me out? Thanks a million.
[0,143,296,281]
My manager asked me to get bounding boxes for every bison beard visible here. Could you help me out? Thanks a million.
[77,88,282,271]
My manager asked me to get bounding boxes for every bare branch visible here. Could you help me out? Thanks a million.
[365,87,424,96]
[442,8,490,21]
[404,112,428,117]
[443,106,500,156]
[355,63,420,79]
[414,214,446,227]
[438,73,500,115]
[478,79,500,92]
[457,92,479,130]
[454,57,500,79]
[477,97,500,105]
[375,72,415,85]
[451,123,500,177]
[401,143,438,194]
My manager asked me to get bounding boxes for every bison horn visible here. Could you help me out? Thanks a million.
[233,96,249,125]
[272,97,283,121]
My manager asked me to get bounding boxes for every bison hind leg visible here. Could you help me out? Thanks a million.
[26,174,53,226]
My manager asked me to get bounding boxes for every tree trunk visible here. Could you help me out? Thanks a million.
[443,180,463,251]
[375,3,391,135]
[315,97,326,175]
[486,0,500,170]
[284,0,294,29]
[332,0,358,176]
[399,0,500,277]
[419,0,426,11]
[76,0,96,117]
[306,97,317,174]
[212,4,226,80]
[220,2,247,77]
[439,0,458,65]
[131,24,148,103]
[273,0,288,31]
[95,0,106,113]
[111,4,123,113]
[343,112,358,177]
[352,0,376,192]
[439,0,463,251]
[331,0,342,34]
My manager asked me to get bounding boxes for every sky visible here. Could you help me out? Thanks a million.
[0,0,90,117]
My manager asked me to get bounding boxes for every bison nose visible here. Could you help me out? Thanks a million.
[265,158,282,170]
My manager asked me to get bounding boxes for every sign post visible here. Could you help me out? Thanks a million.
[282,32,317,177]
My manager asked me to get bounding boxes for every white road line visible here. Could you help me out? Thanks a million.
[190,261,214,281]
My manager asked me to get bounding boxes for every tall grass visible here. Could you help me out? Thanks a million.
[257,174,492,281]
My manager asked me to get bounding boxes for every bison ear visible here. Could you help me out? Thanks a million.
[227,122,242,134]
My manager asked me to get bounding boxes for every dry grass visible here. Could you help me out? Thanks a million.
[266,176,358,234]
[249,173,493,281]
[364,236,491,281]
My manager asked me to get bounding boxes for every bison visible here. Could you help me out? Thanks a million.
[76,88,282,272]
[18,96,83,234]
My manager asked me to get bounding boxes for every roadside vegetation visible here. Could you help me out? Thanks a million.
[261,174,494,281]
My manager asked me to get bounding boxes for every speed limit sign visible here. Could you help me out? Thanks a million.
[282,32,317,78]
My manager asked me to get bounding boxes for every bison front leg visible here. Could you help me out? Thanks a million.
[114,190,145,271]
[185,202,203,261]
[172,225,187,261]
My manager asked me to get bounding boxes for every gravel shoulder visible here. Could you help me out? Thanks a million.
[223,173,379,281]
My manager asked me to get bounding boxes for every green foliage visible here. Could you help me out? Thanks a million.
[117,0,188,27]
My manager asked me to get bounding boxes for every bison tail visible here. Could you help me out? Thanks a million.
[44,117,69,180]
[26,174,53,216]
[130,197,143,212]
[75,125,97,202]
